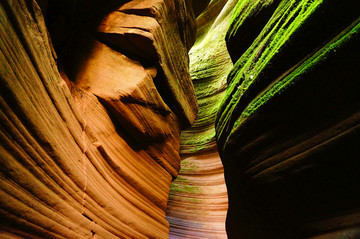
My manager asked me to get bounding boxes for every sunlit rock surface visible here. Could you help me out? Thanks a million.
[0,0,196,238]
[95,0,197,126]
[166,0,235,238]
[216,0,360,238]
[2,0,360,238]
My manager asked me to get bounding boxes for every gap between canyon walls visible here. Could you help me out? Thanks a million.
[168,0,360,238]
[165,1,236,238]
[3,0,359,238]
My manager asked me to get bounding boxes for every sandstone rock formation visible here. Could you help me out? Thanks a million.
[166,0,234,238]
[2,0,360,238]
[0,0,197,238]
[216,0,360,238]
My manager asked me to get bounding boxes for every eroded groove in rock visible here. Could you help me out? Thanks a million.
[166,151,228,239]
[216,0,360,238]
[166,1,235,238]
[0,0,197,238]
[96,0,198,127]
[3,0,358,238]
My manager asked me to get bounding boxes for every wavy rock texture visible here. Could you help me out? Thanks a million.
[2,0,360,238]
[0,0,196,238]
[216,0,360,238]
[94,0,197,126]
[166,1,235,238]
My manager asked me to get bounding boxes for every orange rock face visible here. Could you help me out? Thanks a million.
[0,0,196,238]
[166,151,228,238]
[5,0,359,238]
[96,0,197,126]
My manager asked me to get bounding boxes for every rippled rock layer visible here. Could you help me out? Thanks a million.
[216,0,360,238]
[166,0,235,238]
[2,0,360,238]
[0,0,196,238]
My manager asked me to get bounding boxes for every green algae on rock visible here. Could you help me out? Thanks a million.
[228,18,360,148]
[215,0,360,237]
[166,1,234,238]
[226,0,282,61]
[217,0,360,150]
[180,0,235,154]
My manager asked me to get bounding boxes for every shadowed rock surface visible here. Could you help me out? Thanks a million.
[1,0,360,238]
[216,0,360,238]
[0,0,196,238]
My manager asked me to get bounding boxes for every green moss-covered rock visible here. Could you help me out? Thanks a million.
[180,0,235,154]
[217,0,360,152]
[226,0,282,61]
[216,0,360,238]
[166,2,233,238]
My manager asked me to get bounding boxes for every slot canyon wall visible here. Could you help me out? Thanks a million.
[216,0,360,238]
[1,0,360,239]
[0,0,197,238]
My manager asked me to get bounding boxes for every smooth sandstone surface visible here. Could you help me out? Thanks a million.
[166,0,235,238]
[0,0,196,238]
[1,0,360,238]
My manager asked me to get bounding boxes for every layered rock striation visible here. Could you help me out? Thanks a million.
[216,0,360,238]
[0,0,197,238]
[2,0,360,238]
[166,0,236,238]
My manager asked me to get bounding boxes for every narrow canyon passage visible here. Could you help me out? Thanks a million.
[166,151,228,238]
[169,0,360,238]
[166,1,235,238]
[1,0,360,238]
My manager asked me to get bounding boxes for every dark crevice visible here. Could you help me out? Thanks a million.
[82,213,93,222]
[95,95,168,146]
[94,32,157,67]
[226,0,282,63]
[118,8,157,18]
[218,1,360,148]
